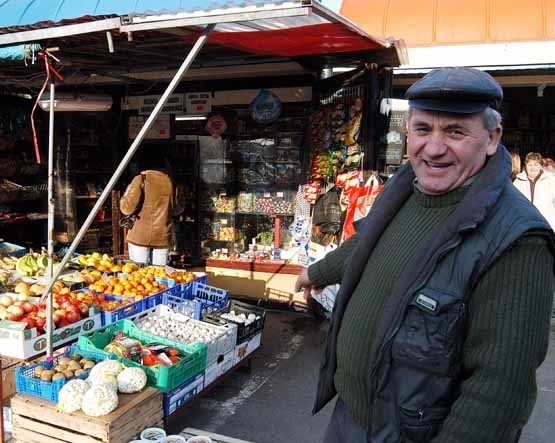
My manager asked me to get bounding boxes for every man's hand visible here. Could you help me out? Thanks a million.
[295,268,320,301]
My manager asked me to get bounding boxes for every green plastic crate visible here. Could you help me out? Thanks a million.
[77,319,206,392]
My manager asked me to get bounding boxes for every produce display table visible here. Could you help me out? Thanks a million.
[205,259,305,307]
[182,427,254,443]
[10,387,162,443]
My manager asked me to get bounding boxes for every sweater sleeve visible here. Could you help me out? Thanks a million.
[120,175,143,216]
[307,233,359,287]
[432,236,554,443]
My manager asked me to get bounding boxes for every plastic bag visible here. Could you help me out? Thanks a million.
[341,176,383,241]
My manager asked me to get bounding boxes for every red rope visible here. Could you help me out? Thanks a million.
[30,52,64,164]
[30,54,52,164]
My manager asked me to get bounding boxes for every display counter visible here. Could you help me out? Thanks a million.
[204,259,305,307]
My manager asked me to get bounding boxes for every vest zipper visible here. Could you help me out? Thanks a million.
[367,232,468,433]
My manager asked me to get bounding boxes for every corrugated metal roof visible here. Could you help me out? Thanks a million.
[0,0,295,28]
[0,1,405,90]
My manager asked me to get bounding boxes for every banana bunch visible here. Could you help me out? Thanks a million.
[15,250,48,277]
[0,255,18,271]
[0,270,9,286]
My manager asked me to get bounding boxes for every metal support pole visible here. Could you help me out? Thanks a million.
[38,24,215,319]
[46,83,55,356]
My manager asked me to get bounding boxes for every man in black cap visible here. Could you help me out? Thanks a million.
[296,67,555,442]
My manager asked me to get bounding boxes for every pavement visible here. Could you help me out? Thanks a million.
[168,311,555,443]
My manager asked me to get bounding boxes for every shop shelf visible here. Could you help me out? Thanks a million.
[204,300,266,344]
[77,319,207,393]
[15,345,97,403]
[166,282,228,320]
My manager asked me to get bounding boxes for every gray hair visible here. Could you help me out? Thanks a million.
[407,106,502,132]
[481,107,502,132]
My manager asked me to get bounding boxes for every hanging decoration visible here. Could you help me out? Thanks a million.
[249,89,282,124]
[205,114,227,137]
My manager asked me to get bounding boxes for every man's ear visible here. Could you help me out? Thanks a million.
[486,126,502,156]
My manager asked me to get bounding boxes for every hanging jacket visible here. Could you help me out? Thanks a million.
[313,146,554,442]
[513,170,555,231]
[120,169,173,248]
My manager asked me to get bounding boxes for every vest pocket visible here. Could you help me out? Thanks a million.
[391,288,464,375]
[399,406,449,443]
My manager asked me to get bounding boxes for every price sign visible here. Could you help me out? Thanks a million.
[264,192,271,198]
[220,219,228,225]
[276,192,284,198]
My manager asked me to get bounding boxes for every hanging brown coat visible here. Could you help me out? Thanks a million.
[120,170,173,248]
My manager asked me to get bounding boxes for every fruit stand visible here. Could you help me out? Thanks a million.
[1,252,266,442]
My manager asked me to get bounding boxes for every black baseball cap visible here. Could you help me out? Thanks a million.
[405,67,503,114]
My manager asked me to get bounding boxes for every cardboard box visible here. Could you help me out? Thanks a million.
[204,350,235,388]
[163,371,204,417]
[0,308,102,359]
[234,332,261,365]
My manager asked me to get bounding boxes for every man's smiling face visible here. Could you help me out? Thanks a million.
[407,108,501,195]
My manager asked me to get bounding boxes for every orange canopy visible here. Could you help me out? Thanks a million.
[341,0,555,47]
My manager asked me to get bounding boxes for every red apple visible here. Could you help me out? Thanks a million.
[65,310,82,324]
[22,316,36,329]
[52,311,65,325]
[56,295,70,304]
[20,301,37,314]
[7,305,24,319]
[78,303,90,317]
[58,319,70,328]
[35,317,46,333]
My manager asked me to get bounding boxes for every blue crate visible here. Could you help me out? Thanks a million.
[100,295,145,326]
[0,242,26,257]
[144,285,173,309]
[163,371,204,417]
[15,345,96,403]
[155,272,207,289]
[165,282,228,320]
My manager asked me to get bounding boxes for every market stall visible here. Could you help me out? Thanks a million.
[0,1,405,440]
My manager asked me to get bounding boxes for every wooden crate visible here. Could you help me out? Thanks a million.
[10,387,162,443]
[2,356,20,402]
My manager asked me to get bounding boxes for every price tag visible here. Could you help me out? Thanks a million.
[264,192,271,198]
[222,248,229,254]
[220,219,228,225]
[276,192,284,198]
[220,192,227,196]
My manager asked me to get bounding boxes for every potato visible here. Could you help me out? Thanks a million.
[63,369,74,379]
[58,357,72,366]
[34,366,45,378]
[74,368,85,377]
[82,361,95,370]
[40,370,55,382]
[54,364,67,373]
[52,373,66,381]
[66,360,81,371]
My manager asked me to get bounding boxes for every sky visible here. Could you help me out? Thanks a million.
[320,0,342,12]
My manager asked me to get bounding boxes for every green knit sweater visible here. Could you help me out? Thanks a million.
[308,184,554,442]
